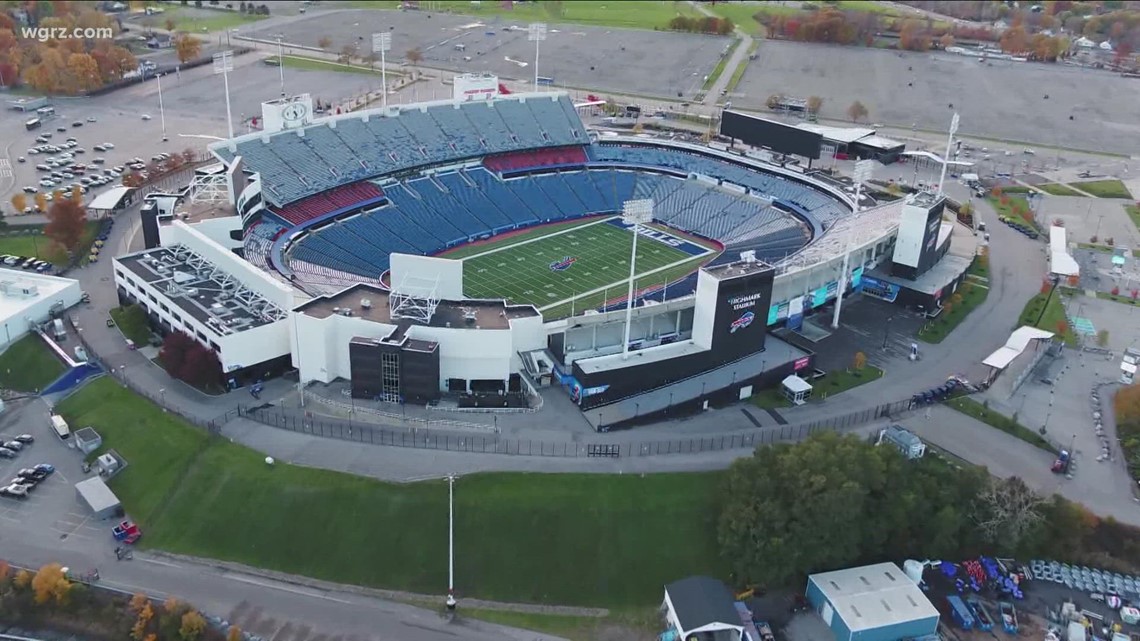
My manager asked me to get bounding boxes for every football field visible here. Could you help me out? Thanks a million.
[461,217,716,318]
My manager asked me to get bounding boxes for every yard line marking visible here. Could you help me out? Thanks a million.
[459,217,614,261]
[222,574,352,604]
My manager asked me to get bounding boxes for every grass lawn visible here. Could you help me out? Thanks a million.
[109,305,152,345]
[1070,179,1133,199]
[347,0,702,30]
[162,8,267,33]
[751,366,883,408]
[996,185,1032,194]
[1127,205,1140,232]
[722,40,759,97]
[0,334,65,392]
[1018,291,1076,345]
[946,397,1054,452]
[55,378,212,523]
[57,380,725,607]
[1038,183,1083,197]
[917,281,989,343]
[460,607,658,641]
[0,222,100,266]
[1096,291,1140,307]
[705,3,769,35]
[988,195,1037,229]
[279,55,386,77]
[967,254,989,280]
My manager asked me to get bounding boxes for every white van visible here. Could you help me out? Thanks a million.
[50,414,71,440]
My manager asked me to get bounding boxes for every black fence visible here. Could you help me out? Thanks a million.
[237,398,913,458]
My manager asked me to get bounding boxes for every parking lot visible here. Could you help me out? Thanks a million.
[248,8,732,98]
[0,399,107,544]
[733,39,1140,155]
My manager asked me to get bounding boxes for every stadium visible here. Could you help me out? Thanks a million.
[117,77,964,429]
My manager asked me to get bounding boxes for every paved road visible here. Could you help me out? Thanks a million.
[690,0,754,107]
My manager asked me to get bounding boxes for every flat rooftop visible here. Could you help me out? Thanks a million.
[779,199,904,274]
[296,283,538,330]
[810,563,939,631]
[703,259,774,281]
[116,245,287,335]
[0,269,78,322]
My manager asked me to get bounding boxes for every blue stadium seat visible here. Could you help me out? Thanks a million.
[466,169,540,226]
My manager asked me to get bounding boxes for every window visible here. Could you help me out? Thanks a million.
[210,342,220,353]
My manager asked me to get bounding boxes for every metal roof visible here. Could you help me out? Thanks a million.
[810,563,939,632]
[982,326,1055,370]
[665,576,743,636]
[795,122,877,145]
[75,476,120,513]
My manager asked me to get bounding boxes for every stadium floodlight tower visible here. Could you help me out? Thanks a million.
[937,112,959,196]
[528,22,547,91]
[620,199,654,360]
[852,159,874,212]
[372,31,392,109]
[213,50,235,139]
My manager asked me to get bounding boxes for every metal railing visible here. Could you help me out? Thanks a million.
[238,398,912,458]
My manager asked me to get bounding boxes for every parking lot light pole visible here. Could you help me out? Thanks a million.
[372,32,392,110]
[620,199,654,360]
[528,23,546,92]
[937,112,959,196]
[213,51,235,140]
[446,474,457,612]
[275,35,286,97]
[156,73,167,142]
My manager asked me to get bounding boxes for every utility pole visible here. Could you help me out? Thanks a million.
[446,474,457,611]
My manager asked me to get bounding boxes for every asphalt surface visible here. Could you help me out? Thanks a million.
[245,8,733,98]
[733,39,1140,155]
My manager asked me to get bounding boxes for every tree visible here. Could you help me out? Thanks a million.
[129,593,150,614]
[718,432,991,586]
[70,185,83,203]
[1041,280,1053,295]
[165,18,177,32]
[180,610,207,641]
[846,99,868,122]
[1056,319,1069,336]
[13,569,32,589]
[806,95,823,114]
[940,33,955,49]
[45,199,88,253]
[132,602,155,640]
[31,563,70,605]
[174,34,202,64]
[765,93,784,110]
[405,47,423,77]
[317,36,332,50]
[179,343,222,388]
[160,331,197,375]
[338,44,356,65]
[34,192,47,213]
[227,627,243,641]
[1097,329,1110,347]
[1000,25,1029,53]
[852,351,866,371]
[974,476,1044,550]
[10,194,26,213]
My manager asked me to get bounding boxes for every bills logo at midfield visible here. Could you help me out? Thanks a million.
[549,256,578,272]
[729,311,755,333]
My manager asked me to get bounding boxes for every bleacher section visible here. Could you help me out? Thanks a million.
[282,166,812,281]
[588,143,848,226]
[484,146,588,173]
[272,181,384,226]
[213,94,589,206]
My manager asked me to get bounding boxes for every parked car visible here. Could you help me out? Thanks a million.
[2,441,23,451]
[12,434,34,444]
[71,121,83,127]
[0,448,17,459]
[33,463,55,475]
[0,484,28,499]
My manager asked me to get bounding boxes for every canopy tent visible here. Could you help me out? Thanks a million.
[983,327,1055,370]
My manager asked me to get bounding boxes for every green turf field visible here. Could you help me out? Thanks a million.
[461,217,711,314]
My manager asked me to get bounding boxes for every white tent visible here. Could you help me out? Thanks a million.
[983,327,1055,370]
[1049,226,1080,278]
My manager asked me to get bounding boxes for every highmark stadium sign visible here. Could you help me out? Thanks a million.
[727,292,765,312]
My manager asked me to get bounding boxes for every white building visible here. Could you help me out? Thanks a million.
[112,221,304,384]
[0,269,83,348]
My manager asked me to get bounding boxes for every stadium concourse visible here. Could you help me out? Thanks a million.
[112,85,967,429]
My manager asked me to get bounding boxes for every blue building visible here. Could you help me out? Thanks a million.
[806,563,939,641]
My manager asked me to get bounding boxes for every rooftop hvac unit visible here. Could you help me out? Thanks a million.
[339,309,353,317]
[332,307,342,314]
[185,288,199,296]
[740,250,757,263]
[155,265,167,273]
[360,298,372,309]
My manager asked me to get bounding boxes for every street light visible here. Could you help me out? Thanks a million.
[528,22,547,92]
[620,199,654,360]
[937,112,959,195]
[213,51,235,140]
[275,34,286,97]
[156,72,168,142]
[446,474,457,611]
[882,316,894,350]
[372,31,392,110]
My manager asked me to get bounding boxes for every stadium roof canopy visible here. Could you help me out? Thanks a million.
[795,122,877,145]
